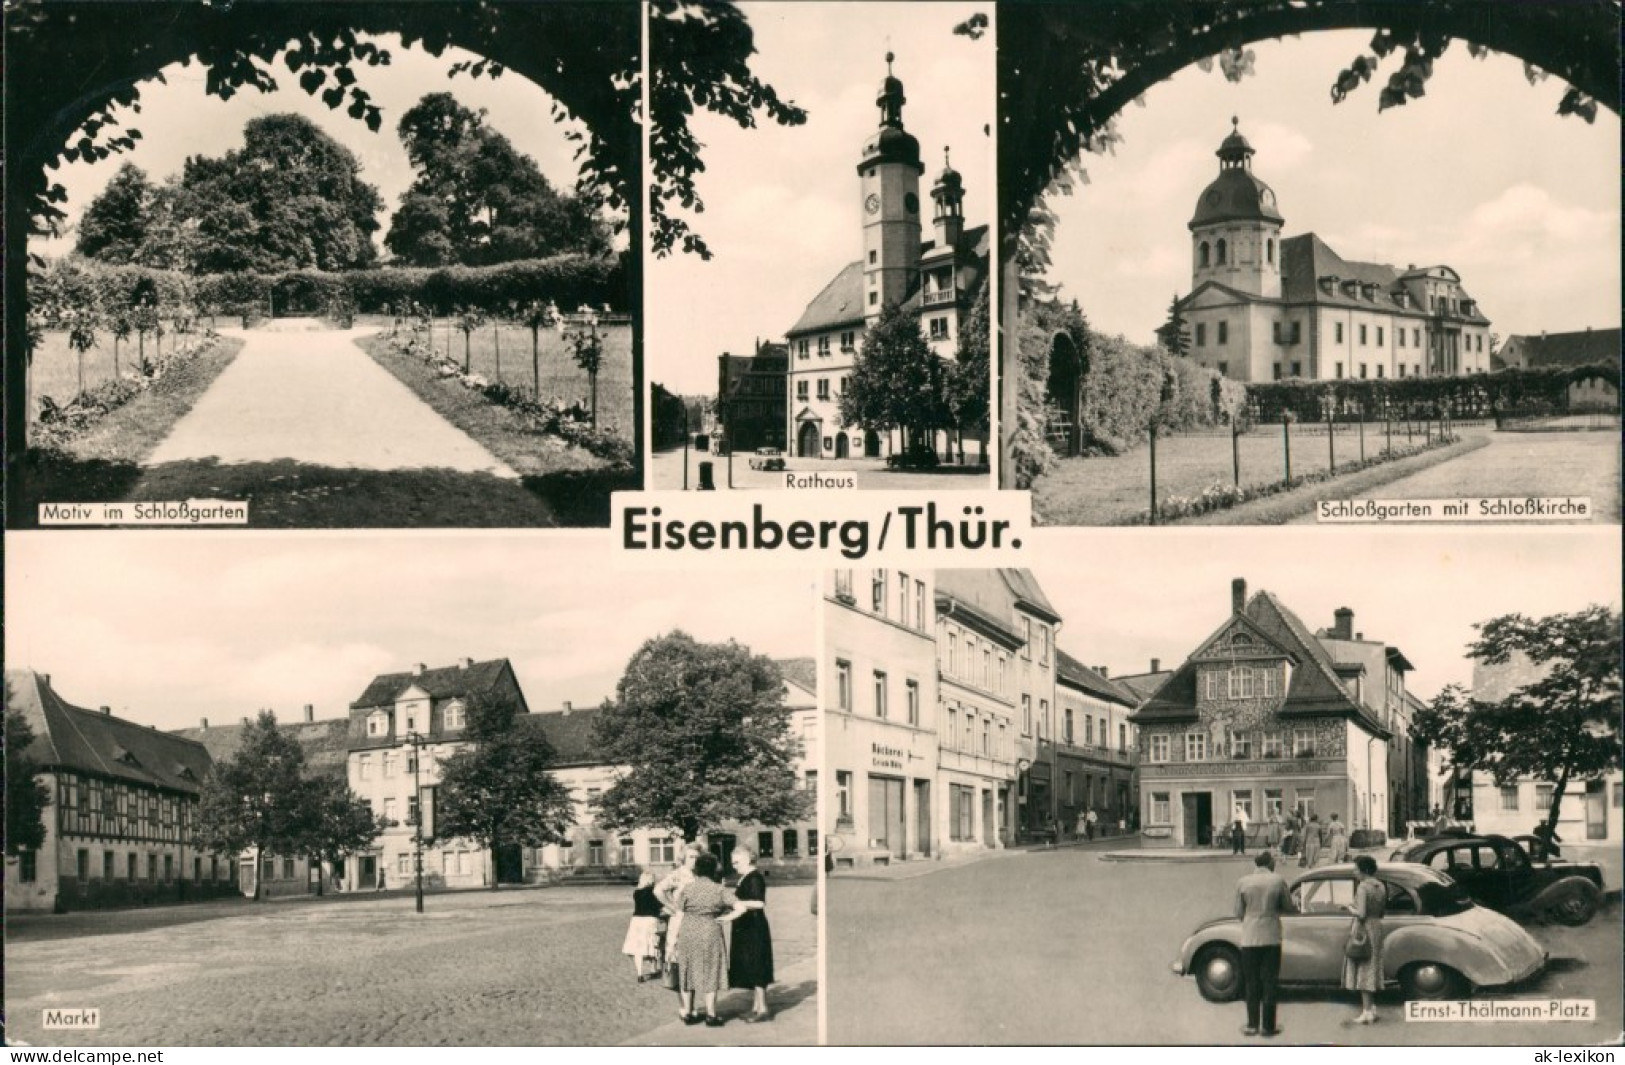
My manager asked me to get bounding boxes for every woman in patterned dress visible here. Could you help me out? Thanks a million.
[1342,854,1387,1025]
[674,853,748,1027]
[728,846,775,1022]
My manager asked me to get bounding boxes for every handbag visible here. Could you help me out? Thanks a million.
[661,960,681,991]
[1344,917,1372,961]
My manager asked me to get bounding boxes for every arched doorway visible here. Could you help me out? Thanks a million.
[864,430,882,457]
[834,433,850,459]
[1045,332,1083,457]
[798,421,821,458]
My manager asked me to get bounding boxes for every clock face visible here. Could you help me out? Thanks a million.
[864,193,881,215]
[903,192,919,215]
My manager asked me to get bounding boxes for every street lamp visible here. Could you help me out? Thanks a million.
[407,730,426,914]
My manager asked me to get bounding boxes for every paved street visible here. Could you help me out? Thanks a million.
[1289,429,1619,524]
[648,447,991,491]
[826,848,1622,1045]
[145,321,515,477]
[6,882,815,1046]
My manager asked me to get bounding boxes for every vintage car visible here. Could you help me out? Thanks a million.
[748,448,787,471]
[1173,864,1547,1002]
[1387,832,1605,926]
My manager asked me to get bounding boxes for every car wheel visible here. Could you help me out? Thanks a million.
[1547,893,1598,927]
[1193,944,1243,1003]
[1399,962,1467,1001]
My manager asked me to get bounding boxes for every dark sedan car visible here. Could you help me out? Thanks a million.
[1174,864,1546,1003]
[1388,833,1604,926]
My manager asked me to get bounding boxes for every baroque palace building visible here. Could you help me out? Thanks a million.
[1175,119,1492,383]
[784,54,989,462]
[1130,579,1420,848]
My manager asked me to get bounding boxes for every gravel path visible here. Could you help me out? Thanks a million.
[144,324,515,477]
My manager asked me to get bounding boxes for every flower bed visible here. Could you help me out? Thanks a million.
[1127,434,1462,524]
[382,327,632,466]
[32,332,224,449]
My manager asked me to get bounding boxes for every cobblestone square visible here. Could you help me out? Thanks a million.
[5,883,816,1046]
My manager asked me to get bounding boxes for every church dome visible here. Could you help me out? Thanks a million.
[862,124,921,168]
[933,147,963,192]
[1188,119,1284,230]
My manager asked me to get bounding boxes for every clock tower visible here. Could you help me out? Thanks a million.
[1189,118,1283,299]
[858,52,924,326]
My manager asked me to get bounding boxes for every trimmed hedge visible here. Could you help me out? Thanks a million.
[1246,363,1620,423]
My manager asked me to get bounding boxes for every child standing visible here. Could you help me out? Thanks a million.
[623,872,664,981]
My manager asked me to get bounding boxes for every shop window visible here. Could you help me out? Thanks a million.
[1151,793,1171,824]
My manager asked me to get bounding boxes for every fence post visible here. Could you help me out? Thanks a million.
[1385,414,1391,456]
[1232,421,1241,487]
[1358,415,1365,463]
[1148,423,1158,526]
[1282,416,1292,483]
[1327,408,1335,474]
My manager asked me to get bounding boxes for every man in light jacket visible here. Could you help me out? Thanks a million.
[1234,850,1296,1037]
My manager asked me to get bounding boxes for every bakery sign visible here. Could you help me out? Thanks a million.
[871,743,906,771]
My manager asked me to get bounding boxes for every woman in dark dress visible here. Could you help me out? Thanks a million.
[729,845,775,1022]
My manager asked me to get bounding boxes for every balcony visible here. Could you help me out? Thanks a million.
[922,288,957,308]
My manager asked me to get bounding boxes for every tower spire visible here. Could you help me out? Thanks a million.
[877,51,906,129]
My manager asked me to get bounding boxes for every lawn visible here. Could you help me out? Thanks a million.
[1033,419,1473,525]
[364,316,635,441]
[28,328,197,415]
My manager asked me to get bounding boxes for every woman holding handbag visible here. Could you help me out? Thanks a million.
[1342,854,1387,1025]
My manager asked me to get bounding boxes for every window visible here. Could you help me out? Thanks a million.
[950,784,976,841]
[1535,784,1555,811]
[756,831,775,859]
[1499,786,1520,812]
[817,336,831,357]
[1039,625,1050,666]
[587,840,605,866]
[1335,362,1344,379]
[836,771,853,822]
[1064,771,1075,805]
[383,752,396,778]
[841,330,856,351]
[833,570,853,601]
[817,378,830,400]
[1264,789,1284,817]
[946,706,959,750]
[443,702,464,730]
[868,250,877,264]
[871,570,887,614]
[358,755,372,781]
[1272,362,1282,380]
[1359,363,1368,379]
[1267,238,1275,263]
[1021,694,1032,735]
[1119,723,1127,752]
[384,798,399,822]
[898,571,910,622]
[1230,730,1252,759]
[1039,700,1049,740]
[1215,238,1227,264]
[1217,321,1228,345]
[1195,323,1206,347]
[796,380,809,400]
[1376,365,1385,379]
[835,660,852,711]
[1294,877,1356,915]
[997,655,1006,695]
[1227,667,1255,700]
[1198,242,1210,267]
[367,711,389,737]
[1149,734,1170,762]
[148,854,158,881]
[618,838,635,865]
[982,718,991,755]
[1398,329,1407,348]
[928,317,950,340]
[281,857,294,880]
[914,580,926,631]
[946,631,957,675]
[1066,710,1076,745]
[1359,324,1367,345]
[1185,733,1208,761]
[1290,360,1302,376]
[868,292,878,306]
[103,851,115,881]
[1292,729,1315,757]
[650,837,675,864]
[1334,323,1344,343]
[1413,328,1421,347]
[1232,790,1254,821]
[1377,327,1385,345]
[796,339,809,358]
[873,671,888,718]
[408,794,420,826]
[127,853,137,880]
[396,853,412,875]
[906,680,920,726]
[782,830,800,857]
[1151,792,1172,824]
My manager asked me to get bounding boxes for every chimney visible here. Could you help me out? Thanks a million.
[459,657,474,670]
[303,704,315,723]
[1150,658,1161,674]
[1096,666,1110,678]
[201,717,209,729]
[1333,607,1354,641]
[1231,578,1247,615]
[561,700,572,714]
[413,662,427,676]
[100,706,112,716]
[40,673,51,686]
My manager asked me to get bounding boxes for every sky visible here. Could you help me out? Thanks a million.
[1044,30,1621,345]
[5,534,815,731]
[1014,528,1621,702]
[646,1,994,395]
[31,33,615,259]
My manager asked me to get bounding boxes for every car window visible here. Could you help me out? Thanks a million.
[1429,848,1464,872]
[1294,878,1355,914]
[1473,844,1502,870]
[1498,843,1529,872]
[1383,880,1418,915]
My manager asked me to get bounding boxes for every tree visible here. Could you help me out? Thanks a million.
[520,298,561,397]
[945,282,991,462]
[385,93,609,266]
[1415,606,1622,837]
[592,632,810,843]
[290,774,388,896]
[194,710,309,901]
[839,303,950,459]
[1156,293,1192,357]
[5,696,51,859]
[454,305,488,374]
[433,692,574,890]
[76,163,155,263]
[562,312,607,427]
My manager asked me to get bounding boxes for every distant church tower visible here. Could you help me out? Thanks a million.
[931,146,965,249]
[858,52,924,326]
[1189,118,1283,298]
